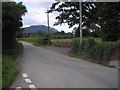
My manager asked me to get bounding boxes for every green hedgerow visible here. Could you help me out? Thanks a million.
[71,37,119,61]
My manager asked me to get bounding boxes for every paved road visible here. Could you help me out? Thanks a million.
[11,42,118,88]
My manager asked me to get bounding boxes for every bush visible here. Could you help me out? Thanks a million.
[71,39,80,54]
[42,36,51,45]
[82,37,96,54]
[71,37,119,61]
[90,42,119,60]
[71,38,96,55]
[3,41,23,58]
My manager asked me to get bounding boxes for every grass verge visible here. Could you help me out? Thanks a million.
[68,53,116,68]
[2,41,23,88]
[2,55,20,88]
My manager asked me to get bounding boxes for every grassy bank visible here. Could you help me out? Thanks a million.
[2,55,19,88]
[2,41,23,88]
[71,38,120,66]
[68,53,111,67]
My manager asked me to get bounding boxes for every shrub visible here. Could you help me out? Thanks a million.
[71,37,119,61]
[42,37,51,45]
[3,41,23,58]
[82,37,96,54]
[90,42,118,60]
[71,39,80,54]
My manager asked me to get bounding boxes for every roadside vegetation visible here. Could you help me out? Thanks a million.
[2,2,27,88]
[2,41,23,88]
[51,37,119,66]
[2,55,20,88]
[71,38,120,66]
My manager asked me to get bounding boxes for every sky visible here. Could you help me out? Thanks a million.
[12,0,73,33]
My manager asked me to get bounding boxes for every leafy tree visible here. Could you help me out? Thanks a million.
[96,2,120,41]
[49,2,96,28]
[74,27,90,37]
[50,2,120,41]
[2,2,27,53]
[16,28,25,38]
[49,2,99,38]
[60,30,65,35]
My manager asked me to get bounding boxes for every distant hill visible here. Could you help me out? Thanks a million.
[23,25,58,33]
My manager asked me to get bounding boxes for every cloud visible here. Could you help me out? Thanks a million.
[13,0,73,32]
[13,0,55,3]
[22,7,58,27]
[23,2,54,9]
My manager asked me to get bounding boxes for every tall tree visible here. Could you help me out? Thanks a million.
[49,2,120,41]
[49,2,96,33]
[2,2,27,53]
[96,2,120,41]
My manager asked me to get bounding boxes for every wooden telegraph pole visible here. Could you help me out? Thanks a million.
[79,0,82,45]
[47,10,50,33]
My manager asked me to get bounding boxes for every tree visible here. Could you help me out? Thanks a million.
[96,2,120,41]
[60,30,65,35]
[74,27,90,37]
[2,2,27,53]
[49,2,96,29]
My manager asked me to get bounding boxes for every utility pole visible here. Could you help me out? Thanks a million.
[47,10,50,33]
[79,0,82,45]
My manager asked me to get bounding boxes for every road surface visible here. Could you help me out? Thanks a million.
[11,42,118,88]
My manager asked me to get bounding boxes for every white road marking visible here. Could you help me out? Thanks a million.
[23,74,28,78]
[16,87,21,90]
[25,78,32,83]
[29,84,36,88]
[22,73,37,89]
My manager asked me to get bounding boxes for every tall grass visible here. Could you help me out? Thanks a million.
[2,41,23,88]
[2,55,19,88]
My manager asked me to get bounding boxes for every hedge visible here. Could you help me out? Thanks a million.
[71,37,119,61]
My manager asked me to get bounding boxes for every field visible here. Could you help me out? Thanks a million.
[18,36,102,47]
[51,38,73,43]
[18,35,45,47]
[51,37,102,43]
